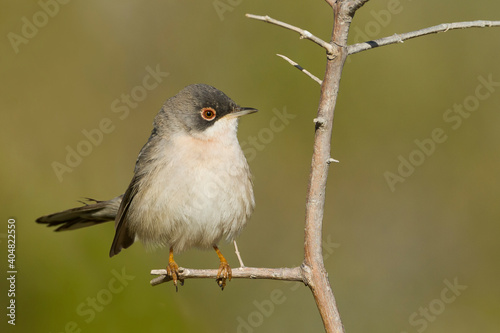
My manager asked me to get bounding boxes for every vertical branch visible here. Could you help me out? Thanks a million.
[303,2,354,333]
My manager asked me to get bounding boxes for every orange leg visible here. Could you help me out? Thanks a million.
[213,245,232,290]
[166,246,184,290]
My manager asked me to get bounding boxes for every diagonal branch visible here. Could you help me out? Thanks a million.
[277,54,323,85]
[324,0,336,8]
[345,0,371,15]
[246,14,334,55]
[348,20,500,55]
[233,240,246,267]
[150,266,304,286]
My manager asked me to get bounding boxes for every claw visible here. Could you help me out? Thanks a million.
[166,247,184,291]
[216,261,232,290]
[214,245,232,290]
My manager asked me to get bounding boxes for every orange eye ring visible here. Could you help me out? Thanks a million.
[201,107,216,121]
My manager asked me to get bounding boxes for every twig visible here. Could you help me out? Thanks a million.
[246,14,334,55]
[150,266,304,286]
[344,0,371,15]
[348,20,500,55]
[277,54,323,85]
[324,0,335,8]
[233,240,245,267]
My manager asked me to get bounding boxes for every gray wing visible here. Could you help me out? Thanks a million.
[109,130,161,257]
[108,176,138,257]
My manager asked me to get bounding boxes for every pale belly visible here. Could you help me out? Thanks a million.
[126,135,254,253]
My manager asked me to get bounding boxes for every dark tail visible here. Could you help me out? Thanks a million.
[36,195,123,231]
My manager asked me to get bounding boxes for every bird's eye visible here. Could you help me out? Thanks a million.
[201,107,216,121]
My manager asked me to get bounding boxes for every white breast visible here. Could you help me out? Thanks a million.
[127,117,255,253]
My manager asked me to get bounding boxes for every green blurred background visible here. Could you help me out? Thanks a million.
[1,1,500,332]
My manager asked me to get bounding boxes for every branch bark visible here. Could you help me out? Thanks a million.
[344,0,371,15]
[277,54,323,85]
[348,20,500,55]
[301,1,354,332]
[233,240,246,267]
[151,266,304,286]
[245,14,334,55]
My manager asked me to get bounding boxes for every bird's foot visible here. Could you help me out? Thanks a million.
[166,248,184,291]
[216,261,232,290]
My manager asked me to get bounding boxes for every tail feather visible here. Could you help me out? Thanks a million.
[36,195,123,231]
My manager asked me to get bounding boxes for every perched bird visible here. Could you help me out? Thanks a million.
[37,84,257,290]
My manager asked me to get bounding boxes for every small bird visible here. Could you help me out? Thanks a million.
[37,84,257,290]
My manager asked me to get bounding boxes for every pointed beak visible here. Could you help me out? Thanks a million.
[227,106,258,119]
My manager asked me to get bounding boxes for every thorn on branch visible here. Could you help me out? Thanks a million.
[327,158,339,164]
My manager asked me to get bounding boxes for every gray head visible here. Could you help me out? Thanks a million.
[154,84,257,138]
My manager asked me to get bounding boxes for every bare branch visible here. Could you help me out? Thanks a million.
[150,266,304,286]
[233,240,245,268]
[276,54,323,85]
[324,0,335,8]
[246,14,334,55]
[246,4,358,333]
[301,2,352,331]
[345,0,371,15]
[348,20,500,55]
